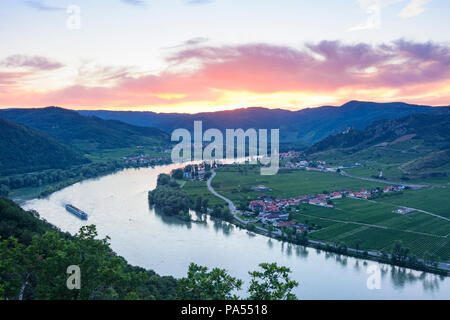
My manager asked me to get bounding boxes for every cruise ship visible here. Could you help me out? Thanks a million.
[65,204,88,220]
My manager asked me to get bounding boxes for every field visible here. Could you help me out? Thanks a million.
[309,224,449,260]
[376,188,450,219]
[182,180,227,207]
[213,166,383,204]
[84,146,170,163]
[309,138,450,186]
[203,165,450,261]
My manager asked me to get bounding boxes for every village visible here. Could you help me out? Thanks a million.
[173,155,409,235]
[282,154,362,173]
[244,183,406,233]
[122,154,170,166]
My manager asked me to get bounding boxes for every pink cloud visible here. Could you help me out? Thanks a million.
[1,40,449,109]
[2,55,64,71]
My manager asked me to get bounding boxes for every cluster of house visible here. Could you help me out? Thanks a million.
[183,169,208,181]
[279,151,301,160]
[284,159,334,172]
[182,163,217,181]
[393,207,414,215]
[243,200,309,231]
[284,159,361,173]
[246,184,406,227]
[122,154,168,165]
[347,185,406,199]
[251,185,272,191]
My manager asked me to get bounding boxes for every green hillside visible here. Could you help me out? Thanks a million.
[0,197,178,300]
[306,112,450,183]
[0,107,170,152]
[0,118,88,175]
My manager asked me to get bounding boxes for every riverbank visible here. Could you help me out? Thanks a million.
[10,159,171,204]
[21,164,450,299]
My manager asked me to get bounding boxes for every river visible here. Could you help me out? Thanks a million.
[21,164,450,299]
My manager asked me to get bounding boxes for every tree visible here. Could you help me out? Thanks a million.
[171,168,184,180]
[195,196,203,212]
[156,174,170,186]
[0,185,9,197]
[177,263,242,300]
[267,224,274,237]
[391,240,410,263]
[247,263,298,300]
[295,230,308,245]
[0,225,179,300]
[204,171,212,180]
[354,239,361,254]
[202,199,209,213]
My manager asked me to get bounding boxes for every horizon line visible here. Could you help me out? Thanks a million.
[0,100,448,115]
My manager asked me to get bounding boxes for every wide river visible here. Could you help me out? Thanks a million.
[22,164,449,299]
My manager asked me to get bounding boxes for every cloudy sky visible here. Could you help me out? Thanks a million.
[0,0,449,112]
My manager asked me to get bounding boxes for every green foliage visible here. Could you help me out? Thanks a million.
[0,198,177,300]
[171,168,184,180]
[0,197,60,245]
[177,262,299,300]
[0,118,88,175]
[156,174,171,186]
[0,185,10,197]
[195,196,203,212]
[177,263,242,300]
[211,204,233,222]
[1,160,167,199]
[248,263,298,300]
[149,175,191,221]
[307,113,450,155]
[391,240,410,264]
[0,107,169,152]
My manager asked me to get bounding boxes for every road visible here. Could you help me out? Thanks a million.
[207,169,247,225]
[340,170,428,190]
[207,169,278,235]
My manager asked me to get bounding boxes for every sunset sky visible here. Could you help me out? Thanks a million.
[0,0,449,113]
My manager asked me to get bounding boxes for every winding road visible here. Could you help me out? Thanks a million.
[207,169,278,235]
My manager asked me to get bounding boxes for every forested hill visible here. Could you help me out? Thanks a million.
[0,197,178,300]
[79,101,444,144]
[306,112,450,154]
[0,107,170,152]
[0,118,87,175]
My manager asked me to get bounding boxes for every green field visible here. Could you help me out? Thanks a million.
[203,165,450,261]
[309,224,449,260]
[84,146,170,163]
[376,188,450,219]
[213,166,383,204]
[182,180,227,207]
[345,164,450,186]
[294,198,450,236]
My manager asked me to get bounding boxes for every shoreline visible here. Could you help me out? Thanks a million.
[15,162,450,277]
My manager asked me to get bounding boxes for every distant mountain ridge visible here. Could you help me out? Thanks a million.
[78,101,446,145]
[0,107,170,152]
[307,112,450,154]
[306,112,450,175]
[0,118,87,175]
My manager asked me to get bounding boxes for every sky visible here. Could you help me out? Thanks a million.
[0,0,449,113]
